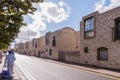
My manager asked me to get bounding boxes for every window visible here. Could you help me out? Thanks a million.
[46,49,48,52]
[115,18,120,39]
[84,47,88,53]
[46,34,49,45]
[35,42,37,48]
[84,17,94,38]
[52,36,56,47]
[97,47,108,60]
[32,40,34,47]
[49,49,52,56]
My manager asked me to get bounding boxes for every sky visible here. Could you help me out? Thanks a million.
[10,0,120,48]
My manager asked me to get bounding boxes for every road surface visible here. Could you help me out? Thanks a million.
[15,54,117,80]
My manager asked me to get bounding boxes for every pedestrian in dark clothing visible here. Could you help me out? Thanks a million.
[4,49,16,77]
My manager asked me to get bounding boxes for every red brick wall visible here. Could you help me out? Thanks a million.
[80,7,120,70]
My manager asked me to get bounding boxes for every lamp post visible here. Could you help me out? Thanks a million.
[28,27,29,42]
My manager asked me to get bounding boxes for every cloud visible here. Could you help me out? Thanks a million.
[95,0,120,13]
[17,1,71,43]
[94,0,106,12]
[17,27,41,43]
[39,1,71,23]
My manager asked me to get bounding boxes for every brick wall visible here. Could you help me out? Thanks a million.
[45,27,80,61]
[59,51,80,63]
[80,7,120,70]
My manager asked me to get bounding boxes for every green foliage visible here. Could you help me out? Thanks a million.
[0,43,9,49]
[31,0,43,3]
[0,0,43,49]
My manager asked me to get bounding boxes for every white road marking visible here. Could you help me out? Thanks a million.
[15,66,26,80]
[15,63,36,80]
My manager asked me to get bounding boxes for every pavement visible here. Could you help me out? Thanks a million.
[0,57,22,80]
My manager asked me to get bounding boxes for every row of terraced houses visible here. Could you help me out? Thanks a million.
[16,7,120,70]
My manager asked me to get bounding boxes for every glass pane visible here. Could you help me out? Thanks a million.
[118,21,120,31]
[85,25,87,31]
[88,32,91,37]
[85,20,88,26]
[85,25,89,31]
[91,18,94,24]
[91,31,94,37]
[85,17,94,31]
[90,24,94,30]
[116,21,120,39]
[88,19,90,25]
[100,53,102,59]
[98,49,108,60]
[87,25,90,31]
[102,53,108,60]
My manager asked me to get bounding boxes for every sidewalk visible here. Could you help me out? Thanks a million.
[66,63,120,78]
[0,57,22,80]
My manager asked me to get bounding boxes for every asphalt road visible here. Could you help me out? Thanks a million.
[15,54,116,80]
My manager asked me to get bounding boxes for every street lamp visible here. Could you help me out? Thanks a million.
[28,27,29,42]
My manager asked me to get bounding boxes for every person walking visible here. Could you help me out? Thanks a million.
[4,49,16,77]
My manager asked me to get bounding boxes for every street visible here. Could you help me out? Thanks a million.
[15,53,116,80]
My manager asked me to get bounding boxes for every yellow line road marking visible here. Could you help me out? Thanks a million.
[64,64,120,80]
[39,58,120,80]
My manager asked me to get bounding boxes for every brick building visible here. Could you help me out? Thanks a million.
[17,37,45,57]
[31,39,38,56]
[35,36,45,57]
[45,27,80,63]
[80,7,120,70]
[25,37,45,57]
[26,41,33,56]
[17,43,26,54]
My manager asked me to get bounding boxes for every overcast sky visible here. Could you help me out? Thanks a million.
[10,0,120,48]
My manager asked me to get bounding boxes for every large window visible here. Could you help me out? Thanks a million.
[115,19,120,39]
[32,39,34,47]
[97,47,108,60]
[52,36,56,47]
[49,49,52,56]
[35,42,37,48]
[46,34,49,45]
[84,17,94,38]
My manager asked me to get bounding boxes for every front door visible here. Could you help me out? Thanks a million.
[59,52,65,61]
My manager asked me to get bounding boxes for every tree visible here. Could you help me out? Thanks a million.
[0,43,9,49]
[0,0,43,49]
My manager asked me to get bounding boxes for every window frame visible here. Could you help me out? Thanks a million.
[52,36,56,47]
[35,41,37,48]
[84,47,88,53]
[84,17,95,38]
[46,34,49,45]
[115,18,120,40]
[46,49,48,52]
[97,47,108,61]
[49,49,52,56]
